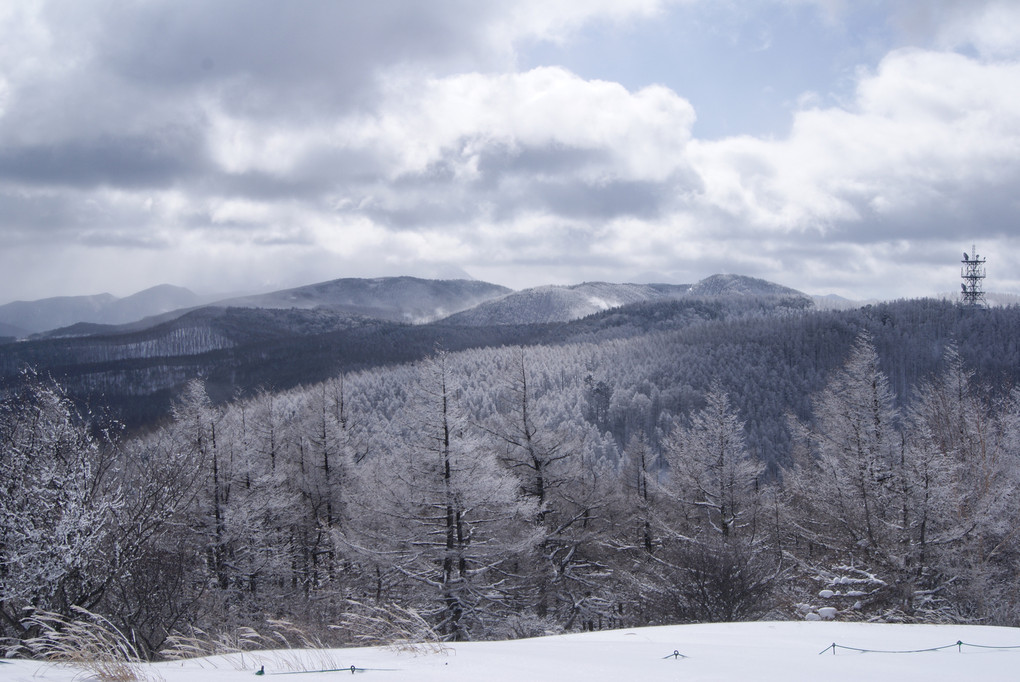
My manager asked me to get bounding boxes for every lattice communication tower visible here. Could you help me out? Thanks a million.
[961,245,986,307]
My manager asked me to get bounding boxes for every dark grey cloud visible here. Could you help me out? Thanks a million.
[0,192,83,236]
[356,164,674,229]
[475,143,611,179]
[0,0,512,197]
[805,168,1020,246]
[536,180,670,220]
[92,0,503,119]
[206,171,331,202]
[0,189,173,248]
[350,197,477,231]
[0,130,207,190]
[474,144,677,218]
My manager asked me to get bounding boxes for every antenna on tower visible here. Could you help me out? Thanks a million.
[960,244,986,307]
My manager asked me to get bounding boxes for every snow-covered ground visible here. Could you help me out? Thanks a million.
[6,621,1020,682]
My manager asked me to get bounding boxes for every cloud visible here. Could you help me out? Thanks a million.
[1,0,1019,302]
[0,130,207,189]
[687,48,1020,240]
[0,2,691,253]
[194,65,698,229]
[365,67,695,181]
[892,0,1020,58]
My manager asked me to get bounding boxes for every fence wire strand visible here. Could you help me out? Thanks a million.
[819,640,1020,656]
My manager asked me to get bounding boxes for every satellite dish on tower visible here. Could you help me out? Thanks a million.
[961,244,986,307]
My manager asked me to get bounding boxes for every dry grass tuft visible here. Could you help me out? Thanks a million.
[160,625,262,663]
[162,620,342,672]
[20,606,159,682]
[334,600,448,655]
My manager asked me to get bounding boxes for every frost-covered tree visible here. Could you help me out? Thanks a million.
[301,376,356,530]
[782,337,1006,621]
[102,428,206,657]
[339,352,537,640]
[168,379,233,591]
[649,385,775,622]
[0,372,122,642]
[222,399,302,599]
[784,334,907,616]
[479,348,589,625]
[662,386,765,538]
[536,429,623,632]
[902,347,1020,621]
[619,434,659,554]
[485,348,574,524]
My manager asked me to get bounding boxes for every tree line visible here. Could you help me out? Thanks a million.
[3,308,1020,658]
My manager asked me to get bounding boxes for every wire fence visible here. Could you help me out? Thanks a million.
[819,641,1020,655]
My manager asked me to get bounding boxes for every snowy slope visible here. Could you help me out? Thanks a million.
[687,273,806,297]
[6,621,1020,682]
[441,282,691,326]
[442,276,809,326]
[218,277,511,323]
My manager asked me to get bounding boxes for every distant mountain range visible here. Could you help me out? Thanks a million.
[0,284,209,337]
[1,275,808,340]
[2,273,1017,466]
[1,277,512,339]
[0,273,815,426]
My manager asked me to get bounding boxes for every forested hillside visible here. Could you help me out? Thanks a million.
[0,290,811,426]
[2,298,1020,659]
[1,293,1016,455]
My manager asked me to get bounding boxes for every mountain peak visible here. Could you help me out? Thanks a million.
[688,274,806,298]
[212,276,512,324]
[0,285,204,337]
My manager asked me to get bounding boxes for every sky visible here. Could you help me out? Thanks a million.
[1,0,1018,303]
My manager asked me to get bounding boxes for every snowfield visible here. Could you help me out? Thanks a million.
[6,621,1020,682]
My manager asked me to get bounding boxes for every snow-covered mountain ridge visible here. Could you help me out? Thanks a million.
[442,275,807,326]
[2,274,801,339]
[3,277,511,339]
[219,276,511,324]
